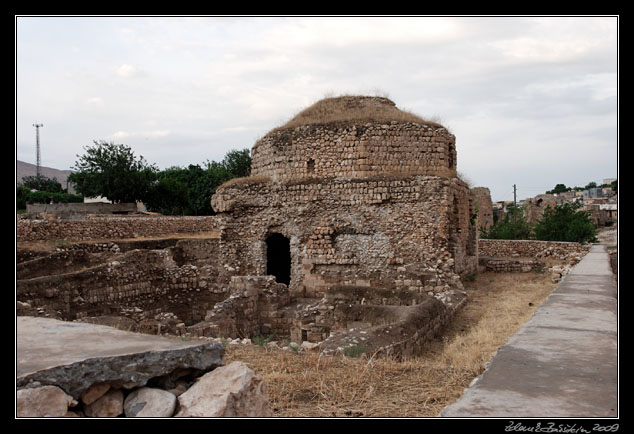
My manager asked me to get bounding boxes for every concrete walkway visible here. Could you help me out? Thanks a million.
[441,244,618,418]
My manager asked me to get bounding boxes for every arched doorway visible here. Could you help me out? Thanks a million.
[266,233,291,286]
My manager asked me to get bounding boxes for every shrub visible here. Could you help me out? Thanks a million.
[343,344,367,358]
[480,206,533,240]
[25,191,83,205]
[533,203,597,243]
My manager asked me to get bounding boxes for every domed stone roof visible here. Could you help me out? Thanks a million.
[278,95,442,129]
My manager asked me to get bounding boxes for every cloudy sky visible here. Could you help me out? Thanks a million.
[15,16,618,202]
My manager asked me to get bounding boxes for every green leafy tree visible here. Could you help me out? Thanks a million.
[480,206,533,240]
[584,182,597,190]
[144,174,190,215]
[532,203,597,243]
[68,141,157,203]
[547,183,571,195]
[16,185,30,210]
[220,148,251,178]
[21,175,63,193]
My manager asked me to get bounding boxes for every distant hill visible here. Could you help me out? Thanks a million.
[16,160,75,192]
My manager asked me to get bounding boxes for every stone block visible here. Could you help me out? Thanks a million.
[175,361,273,417]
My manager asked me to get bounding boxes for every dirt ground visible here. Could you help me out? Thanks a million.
[224,270,559,418]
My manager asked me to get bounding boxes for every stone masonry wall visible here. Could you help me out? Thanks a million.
[17,215,220,243]
[479,239,590,261]
[250,121,457,181]
[212,174,477,298]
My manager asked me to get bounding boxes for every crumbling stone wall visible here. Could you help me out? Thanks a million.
[478,239,590,261]
[189,276,294,339]
[17,215,220,243]
[16,238,227,328]
[479,257,545,273]
[471,187,494,234]
[211,174,477,298]
[523,194,563,224]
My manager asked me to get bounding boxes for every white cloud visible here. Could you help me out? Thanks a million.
[85,97,104,108]
[110,130,171,140]
[146,130,171,138]
[111,131,131,139]
[115,64,140,78]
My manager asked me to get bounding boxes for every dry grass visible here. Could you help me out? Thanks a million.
[225,270,558,418]
[217,175,271,189]
[277,95,444,131]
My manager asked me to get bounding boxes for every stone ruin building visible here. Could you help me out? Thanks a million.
[205,95,478,355]
[17,96,479,358]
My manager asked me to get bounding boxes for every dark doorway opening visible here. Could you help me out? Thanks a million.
[266,233,291,286]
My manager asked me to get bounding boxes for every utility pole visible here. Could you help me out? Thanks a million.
[512,184,518,224]
[33,123,43,178]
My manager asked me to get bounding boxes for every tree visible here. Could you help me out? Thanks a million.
[68,141,157,203]
[219,148,251,178]
[532,202,597,243]
[584,182,597,190]
[21,175,63,193]
[480,206,533,240]
[144,160,236,216]
[144,175,189,215]
[547,183,570,195]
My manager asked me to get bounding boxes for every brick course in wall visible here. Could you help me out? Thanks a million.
[251,121,457,181]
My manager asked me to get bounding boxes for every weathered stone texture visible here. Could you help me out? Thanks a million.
[480,257,545,273]
[251,121,457,182]
[17,238,226,326]
[123,387,177,417]
[17,385,76,417]
[175,361,273,418]
[479,239,590,261]
[17,215,220,243]
[211,174,478,298]
[471,187,494,234]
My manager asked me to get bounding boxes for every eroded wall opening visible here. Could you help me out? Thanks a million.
[266,233,291,286]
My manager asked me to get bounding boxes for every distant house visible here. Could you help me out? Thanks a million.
[583,188,605,201]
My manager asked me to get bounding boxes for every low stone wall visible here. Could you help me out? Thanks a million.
[478,239,590,261]
[17,215,220,242]
[25,202,138,218]
[479,257,545,273]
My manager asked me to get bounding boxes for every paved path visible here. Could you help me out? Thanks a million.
[440,244,618,418]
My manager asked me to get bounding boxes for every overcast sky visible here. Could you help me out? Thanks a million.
[15,16,618,202]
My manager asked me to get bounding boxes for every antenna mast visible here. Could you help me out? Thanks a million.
[33,123,43,177]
